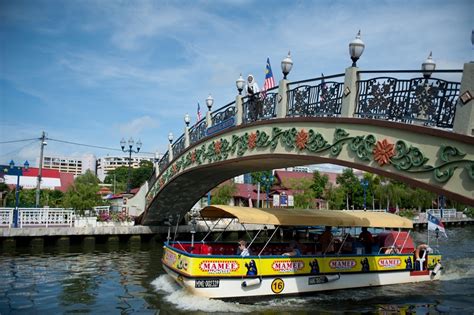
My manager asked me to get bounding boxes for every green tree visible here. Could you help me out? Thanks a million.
[63,170,103,213]
[325,184,346,210]
[104,160,153,192]
[310,170,329,199]
[336,169,362,209]
[211,181,237,205]
[288,178,315,209]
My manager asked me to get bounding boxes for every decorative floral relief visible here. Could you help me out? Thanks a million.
[146,127,473,206]
[373,139,395,166]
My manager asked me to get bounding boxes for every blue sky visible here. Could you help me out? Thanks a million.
[1,0,472,169]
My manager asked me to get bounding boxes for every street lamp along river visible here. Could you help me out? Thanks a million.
[120,137,142,193]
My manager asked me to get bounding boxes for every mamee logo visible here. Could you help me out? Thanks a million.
[164,251,177,265]
[329,259,356,270]
[272,260,305,273]
[199,260,240,274]
[378,258,401,268]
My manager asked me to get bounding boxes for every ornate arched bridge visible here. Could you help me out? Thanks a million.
[142,63,474,225]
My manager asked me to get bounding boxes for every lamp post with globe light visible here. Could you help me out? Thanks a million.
[120,138,142,193]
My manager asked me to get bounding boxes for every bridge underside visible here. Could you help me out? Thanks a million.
[143,118,474,225]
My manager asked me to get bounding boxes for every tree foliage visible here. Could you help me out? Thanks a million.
[104,160,153,192]
[310,170,329,199]
[211,181,237,205]
[63,170,104,213]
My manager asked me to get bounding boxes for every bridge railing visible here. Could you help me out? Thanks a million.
[189,117,208,145]
[355,70,462,128]
[172,134,186,158]
[287,73,345,117]
[242,87,279,124]
[150,66,467,188]
[211,101,236,126]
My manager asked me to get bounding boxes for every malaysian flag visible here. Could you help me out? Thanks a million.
[197,102,202,121]
[427,212,447,238]
[262,57,275,98]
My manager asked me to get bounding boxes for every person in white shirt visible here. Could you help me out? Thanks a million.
[238,240,250,257]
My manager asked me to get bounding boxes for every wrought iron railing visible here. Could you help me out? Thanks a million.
[189,118,208,145]
[287,74,345,117]
[355,70,462,128]
[158,151,169,173]
[242,88,278,124]
[172,134,186,158]
[211,101,236,125]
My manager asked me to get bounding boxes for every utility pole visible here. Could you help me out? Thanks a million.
[35,131,47,207]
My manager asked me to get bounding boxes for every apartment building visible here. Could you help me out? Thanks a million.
[40,154,96,176]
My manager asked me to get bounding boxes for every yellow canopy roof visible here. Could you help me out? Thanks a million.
[200,205,413,229]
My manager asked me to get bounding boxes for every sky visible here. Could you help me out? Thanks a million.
[0,0,472,172]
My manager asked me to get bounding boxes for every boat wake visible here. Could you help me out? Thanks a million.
[151,275,254,313]
[441,257,474,281]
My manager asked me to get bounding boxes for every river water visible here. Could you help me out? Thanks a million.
[1,226,473,314]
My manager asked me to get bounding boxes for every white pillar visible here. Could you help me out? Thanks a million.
[453,63,474,136]
[184,126,190,148]
[341,66,360,118]
[235,95,243,125]
[276,79,289,118]
[168,143,173,162]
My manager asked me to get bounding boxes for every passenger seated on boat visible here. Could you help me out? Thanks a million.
[320,226,334,254]
[359,227,374,254]
[384,245,401,254]
[283,238,302,256]
[237,240,250,257]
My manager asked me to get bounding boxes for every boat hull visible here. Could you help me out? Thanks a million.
[163,264,441,299]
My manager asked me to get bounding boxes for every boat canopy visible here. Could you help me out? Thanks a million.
[200,205,413,229]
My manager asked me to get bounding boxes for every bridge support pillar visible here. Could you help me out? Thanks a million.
[453,62,474,136]
[341,66,360,117]
[276,79,289,118]
[235,95,243,125]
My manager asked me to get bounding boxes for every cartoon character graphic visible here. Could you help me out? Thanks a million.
[309,259,320,274]
[405,257,413,270]
[176,254,188,271]
[361,257,370,272]
[245,260,258,276]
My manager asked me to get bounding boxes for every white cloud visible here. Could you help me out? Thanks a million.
[118,116,159,136]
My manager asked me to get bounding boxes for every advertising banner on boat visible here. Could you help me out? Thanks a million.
[163,247,441,277]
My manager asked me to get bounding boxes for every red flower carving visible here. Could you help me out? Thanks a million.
[248,133,257,149]
[191,150,197,163]
[214,141,222,154]
[373,139,395,166]
[295,129,308,150]
[159,178,165,187]
[172,164,178,173]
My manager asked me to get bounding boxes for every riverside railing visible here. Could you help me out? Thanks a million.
[0,208,14,228]
[242,87,279,124]
[18,208,74,228]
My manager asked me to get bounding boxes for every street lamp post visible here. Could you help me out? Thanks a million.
[9,160,29,228]
[120,137,142,193]
[361,179,369,210]
[261,174,274,208]
[349,30,365,67]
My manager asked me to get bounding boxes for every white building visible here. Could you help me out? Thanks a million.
[96,155,154,181]
[40,154,96,176]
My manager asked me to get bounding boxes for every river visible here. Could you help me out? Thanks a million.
[1,226,473,314]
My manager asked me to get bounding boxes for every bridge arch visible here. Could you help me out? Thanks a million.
[142,117,473,225]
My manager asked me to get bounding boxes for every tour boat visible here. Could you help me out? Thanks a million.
[161,205,442,299]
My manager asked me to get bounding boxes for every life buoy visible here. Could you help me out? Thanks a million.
[415,244,431,260]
